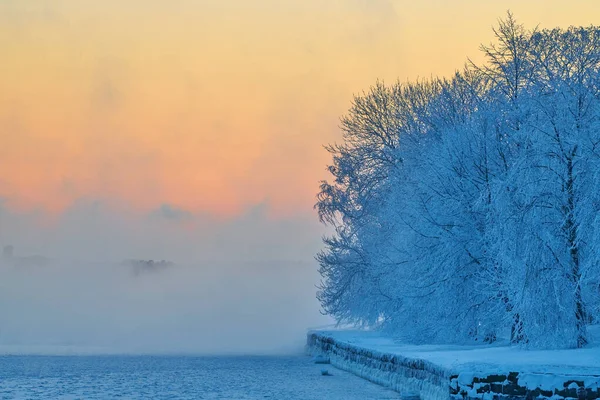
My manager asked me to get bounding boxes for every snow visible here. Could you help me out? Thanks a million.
[308,330,450,400]
[518,372,599,392]
[308,328,600,398]
[313,328,600,376]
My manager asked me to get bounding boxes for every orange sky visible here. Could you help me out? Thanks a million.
[1,0,599,218]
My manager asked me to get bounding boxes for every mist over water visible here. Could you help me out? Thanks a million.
[0,200,331,355]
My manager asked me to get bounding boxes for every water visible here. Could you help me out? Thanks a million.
[0,355,400,399]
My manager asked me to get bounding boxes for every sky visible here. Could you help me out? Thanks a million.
[0,0,599,353]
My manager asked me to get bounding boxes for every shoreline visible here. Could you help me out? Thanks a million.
[307,329,600,399]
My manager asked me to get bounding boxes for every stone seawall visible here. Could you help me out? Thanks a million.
[306,331,450,400]
[306,330,600,400]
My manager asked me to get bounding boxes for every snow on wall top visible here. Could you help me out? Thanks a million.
[311,329,600,377]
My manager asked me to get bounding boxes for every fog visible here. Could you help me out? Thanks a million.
[0,200,332,355]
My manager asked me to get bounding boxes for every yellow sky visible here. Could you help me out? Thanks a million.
[1,0,599,218]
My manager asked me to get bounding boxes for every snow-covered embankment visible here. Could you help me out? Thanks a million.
[307,330,600,399]
[306,331,449,400]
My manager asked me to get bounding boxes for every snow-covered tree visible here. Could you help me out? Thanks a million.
[494,25,600,348]
[316,80,441,326]
[316,14,600,349]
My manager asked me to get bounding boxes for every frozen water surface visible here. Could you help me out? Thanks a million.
[0,355,400,399]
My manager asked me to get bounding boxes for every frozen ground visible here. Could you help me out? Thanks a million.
[314,327,600,376]
[309,328,600,398]
[0,355,401,399]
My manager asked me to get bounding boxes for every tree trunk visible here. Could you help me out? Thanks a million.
[510,312,525,344]
[565,150,587,348]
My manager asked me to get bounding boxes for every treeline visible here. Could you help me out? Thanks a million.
[316,13,600,349]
